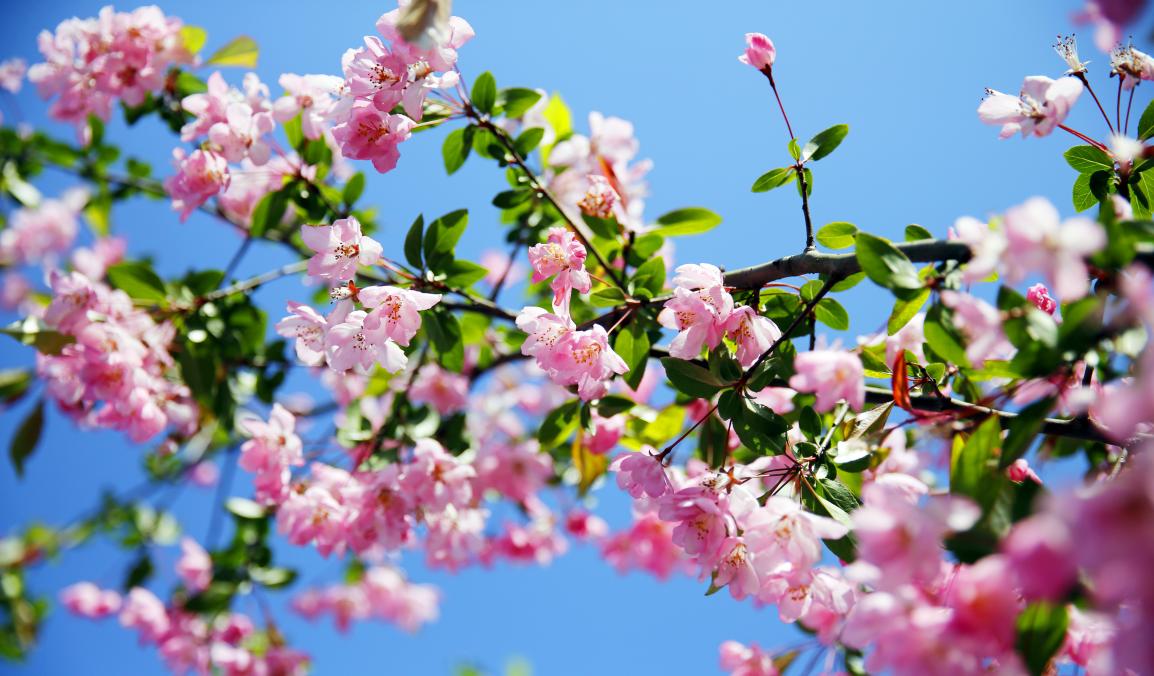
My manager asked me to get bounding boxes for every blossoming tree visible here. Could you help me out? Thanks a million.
[1,2,1154,674]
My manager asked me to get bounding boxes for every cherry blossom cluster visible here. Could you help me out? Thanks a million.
[236,401,569,573]
[546,112,652,229]
[27,5,193,139]
[659,263,783,368]
[275,219,441,377]
[292,566,439,633]
[516,227,629,400]
[59,538,308,675]
[610,444,857,638]
[38,269,196,442]
[0,188,87,267]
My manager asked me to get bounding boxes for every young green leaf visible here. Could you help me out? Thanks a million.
[471,72,497,115]
[854,233,922,297]
[614,321,651,391]
[107,262,167,302]
[404,214,424,269]
[751,167,796,193]
[660,357,730,399]
[500,88,543,118]
[655,207,723,236]
[1063,145,1114,174]
[205,36,259,68]
[816,222,858,249]
[802,124,849,162]
[1016,602,1069,676]
[9,399,44,478]
[442,127,473,175]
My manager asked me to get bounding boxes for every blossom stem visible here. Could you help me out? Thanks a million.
[1057,124,1108,151]
[1117,78,1124,133]
[221,236,254,286]
[1075,73,1115,135]
[488,238,523,302]
[660,401,720,459]
[762,68,796,143]
[796,163,816,251]
[467,113,626,290]
[605,306,636,335]
[1125,87,1137,135]
[201,260,309,302]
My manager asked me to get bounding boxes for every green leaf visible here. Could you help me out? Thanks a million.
[442,127,473,175]
[1,318,73,355]
[887,288,930,335]
[832,443,872,472]
[538,401,580,448]
[423,209,468,262]
[205,36,259,68]
[854,232,922,297]
[9,400,44,478]
[904,224,933,241]
[816,221,858,249]
[733,399,788,455]
[751,167,796,193]
[0,369,31,406]
[787,138,801,161]
[396,216,423,272]
[589,288,627,307]
[951,417,1002,511]
[596,394,635,418]
[426,311,465,372]
[249,189,288,238]
[1140,98,1154,140]
[631,257,666,298]
[1016,602,1069,676]
[107,262,167,302]
[1063,145,1114,173]
[342,172,365,206]
[924,304,970,368]
[1071,172,1099,212]
[514,127,545,156]
[180,26,208,54]
[655,207,722,236]
[814,298,849,330]
[249,566,297,589]
[615,321,650,391]
[471,72,497,115]
[582,214,618,239]
[660,357,730,399]
[802,124,849,162]
[441,259,488,288]
[500,88,543,118]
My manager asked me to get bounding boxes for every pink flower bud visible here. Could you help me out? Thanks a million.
[1026,283,1057,315]
[739,33,776,71]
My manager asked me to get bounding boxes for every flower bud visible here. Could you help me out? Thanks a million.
[739,33,776,71]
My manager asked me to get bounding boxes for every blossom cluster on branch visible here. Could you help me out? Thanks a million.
[2,2,1154,675]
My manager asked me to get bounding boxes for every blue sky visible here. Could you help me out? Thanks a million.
[0,0,1131,673]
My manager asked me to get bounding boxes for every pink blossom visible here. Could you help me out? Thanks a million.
[1,272,31,311]
[325,307,408,374]
[163,148,230,222]
[941,291,1013,367]
[577,175,619,219]
[300,217,384,282]
[59,582,121,618]
[743,496,847,584]
[946,556,1022,656]
[119,587,171,643]
[409,364,469,415]
[951,215,1006,284]
[719,640,778,676]
[273,73,344,139]
[0,58,26,93]
[658,484,732,566]
[276,301,333,366]
[738,33,777,71]
[1061,606,1116,675]
[376,2,475,72]
[180,72,236,141]
[1111,41,1154,90]
[487,519,568,566]
[239,403,304,504]
[474,440,553,503]
[207,102,275,165]
[400,439,475,512]
[359,284,442,346]
[565,510,609,540]
[71,236,126,280]
[0,189,86,265]
[1002,512,1077,601]
[788,349,864,412]
[715,537,761,600]
[342,36,410,112]
[187,462,218,488]
[331,103,415,173]
[610,449,671,499]
[527,226,591,315]
[586,413,625,454]
[1001,197,1105,300]
[1026,283,1058,315]
[978,75,1083,138]
[601,510,685,579]
[293,567,439,634]
[175,538,212,592]
[726,306,781,368]
[1006,458,1041,484]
